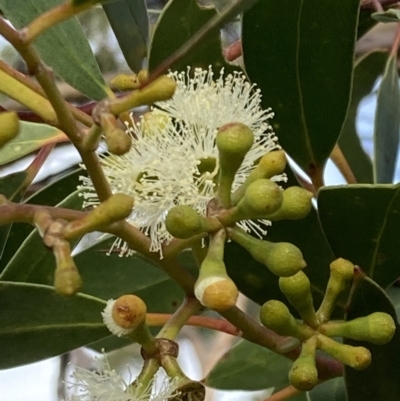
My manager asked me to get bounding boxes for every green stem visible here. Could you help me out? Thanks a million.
[221,306,343,380]
[130,323,158,356]
[157,297,202,340]
[129,357,160,397]
[191,239,208,267]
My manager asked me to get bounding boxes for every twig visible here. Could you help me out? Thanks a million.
[330,144,357,184]
[263,385,301,401]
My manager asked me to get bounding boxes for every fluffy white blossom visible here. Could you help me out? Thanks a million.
[79,67,286,256]
[65,354,180,401]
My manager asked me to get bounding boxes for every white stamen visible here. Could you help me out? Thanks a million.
[79,67,286,256]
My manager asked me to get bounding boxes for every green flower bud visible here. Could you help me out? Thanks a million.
[195,229,238,311]
[0,111,19,148]
[110,73,142,90]
[265,186,313,221]
[165,205,222,239]
[260,300,314,340]
[216,122,254,159]
[216,122,254,207]
[232,150,287,204]
[230,228,306,277]
[109,76,177,115]
[64,193,134,239]
[105,128,132,155]
[166,205,203,239]
[317,334,371,370]
[237,178,283,218]
[317,258,355,323]
[320,312,396,345]
[289,337,318,391]
[54,264,82,296]
[53,241,82,296]
[279,271,318,327]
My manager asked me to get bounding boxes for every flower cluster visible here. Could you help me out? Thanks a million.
[65,354,180,401]
[79,67,285,256]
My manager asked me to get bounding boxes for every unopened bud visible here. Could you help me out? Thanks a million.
[53,241,82,295]
[195,229,238,311]
[279,271,317,327]
[105,128,132,155]
[216,123,254,207]
[317,258,355,323]
[289,337,318,391]
[195,275,238,311]
[265,186,313,221]
[237,179,283,218]
[320,312,396,345]
[230,228,306,277]
[216,123,254,159]
[110,73,141,90]
[109,76,177,115]
[232,150,287,204]
[0,111,19,148]
[317,334,371,370]
[165,205,222,239]
[260,300,314,340]
[102,295,147,337]
[64,193,134,239]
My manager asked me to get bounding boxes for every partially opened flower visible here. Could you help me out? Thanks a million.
[79,67,286,256]
[65,354,180,401]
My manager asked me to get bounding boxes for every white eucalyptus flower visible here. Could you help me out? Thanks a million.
[65,354,180,401]
[79,67,286,256]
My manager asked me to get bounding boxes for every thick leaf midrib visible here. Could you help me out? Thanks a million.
[0,322,104,335]
[370,186,400,279]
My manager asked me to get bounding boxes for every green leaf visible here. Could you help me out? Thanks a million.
[386,284,400,320]
[148,0,234,73]
[0,170,27,201]
[0,169,81,272]
[103,0,149,73]
[205,339,292,391]
[2,216,189,316]
[0,0,108,100]
[373,54,400,183]
[0,190,83,283]
[75,238,188,314]
[344,275,400,401]
[339,51,388,184]
[308,378,346,401]
[318,184,400,288]
[242,0,359,177]
[0,281,109,369]
[226,167,334,307]
[372,9,400,23]
[0,122,67,166]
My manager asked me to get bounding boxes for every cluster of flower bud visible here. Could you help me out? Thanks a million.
[259,258,396,391]
[164,122,313,311]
